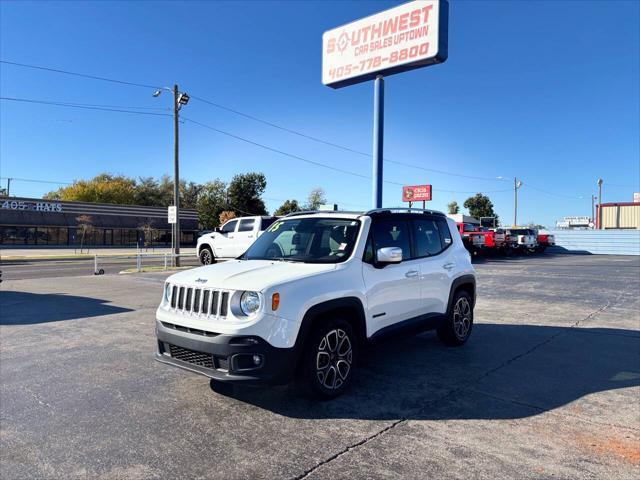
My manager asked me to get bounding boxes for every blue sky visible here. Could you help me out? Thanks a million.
[1,0,638,227]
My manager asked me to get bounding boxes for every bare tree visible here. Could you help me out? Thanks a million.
[138,221,159,252]
[75,215,94,254]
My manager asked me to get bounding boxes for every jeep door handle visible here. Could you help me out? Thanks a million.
[405,270,419,278]
[443,262,455,270]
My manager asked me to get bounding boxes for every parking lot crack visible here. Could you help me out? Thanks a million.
[291,418,407,480]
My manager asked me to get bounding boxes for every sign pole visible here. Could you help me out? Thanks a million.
[372,75,384,208]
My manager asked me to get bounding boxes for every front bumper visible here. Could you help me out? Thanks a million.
[155,320,297,385]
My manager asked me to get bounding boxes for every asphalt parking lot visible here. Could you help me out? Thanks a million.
[1,254,639,479]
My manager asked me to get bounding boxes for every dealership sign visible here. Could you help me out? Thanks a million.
[322,0,448,88]
[402,184,432,202]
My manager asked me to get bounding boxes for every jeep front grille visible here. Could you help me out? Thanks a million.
[167,284,230,318]
[168,344,213,369]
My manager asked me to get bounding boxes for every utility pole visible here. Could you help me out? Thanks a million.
[513,177,522,226]
[6,178,11,196]
[372,75,384,209]
[597,178,603,230]
[153,85,189,267]
[591,194,596,225]
[173,84,181,267]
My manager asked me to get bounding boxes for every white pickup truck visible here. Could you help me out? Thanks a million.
[196,216,278,264]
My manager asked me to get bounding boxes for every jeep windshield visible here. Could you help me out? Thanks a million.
[242,217,360,264]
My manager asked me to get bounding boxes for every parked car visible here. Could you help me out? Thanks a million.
[156,209,476,399]
[478,227,508,254]
[196,216,278,264]
[536,231,555,253]
[502,227,538,253]
[455,222,485,256]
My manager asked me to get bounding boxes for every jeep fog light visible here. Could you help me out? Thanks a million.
[240,291,260,316]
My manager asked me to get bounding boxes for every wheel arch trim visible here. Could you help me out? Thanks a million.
[446,275,476,316]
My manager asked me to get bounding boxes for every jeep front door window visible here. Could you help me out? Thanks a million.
[243,217,360,263]
[362,219,422,332]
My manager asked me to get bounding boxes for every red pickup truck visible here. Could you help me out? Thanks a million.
[456,223,485,255]
[536,231,555,252]
[478,227,508,254]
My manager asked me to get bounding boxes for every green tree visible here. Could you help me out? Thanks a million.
[447,201,460,214]
[226,172,267,216]
[181,181,202,209]
[196,180,227,229]
[44,173,136,204]
[134,177,165,206]
[157,175,176,206]
[274,199,301,216]
[463,193,499,222]
[305,187,326,211]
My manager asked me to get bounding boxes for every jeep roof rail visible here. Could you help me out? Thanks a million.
[364,208,445,217]
[283,210,365,217]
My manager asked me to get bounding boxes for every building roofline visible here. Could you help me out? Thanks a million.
[599,202,639,207]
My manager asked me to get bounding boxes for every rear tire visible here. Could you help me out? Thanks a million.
[199,246,215,265]
[300,318,357,399]
[438,290,474,346]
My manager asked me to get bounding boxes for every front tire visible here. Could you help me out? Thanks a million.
[438,291,474,346]
[301,318,356,399]
[199,246,215,265]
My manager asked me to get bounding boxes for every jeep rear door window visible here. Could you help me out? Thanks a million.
[437,219,453,249]
[238,219,255,232]
[243,218,360,263]
[411,219,444,257]
[371,220,411,260]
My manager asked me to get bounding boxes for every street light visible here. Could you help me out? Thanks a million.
[513,177,523,226]
[597,178,603,230]
[154,84,189,266]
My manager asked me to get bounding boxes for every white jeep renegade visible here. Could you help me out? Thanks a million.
[156,209,476,398]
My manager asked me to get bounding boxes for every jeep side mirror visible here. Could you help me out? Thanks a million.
[376,247,402,264]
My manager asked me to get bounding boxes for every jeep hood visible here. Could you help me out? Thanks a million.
[165,260,337,291]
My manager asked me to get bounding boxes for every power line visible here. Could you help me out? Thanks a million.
[183,116,512,195]
[0,60,159,90]
[0,177,71,185]
[2,60,510,183]
[522,183,583,200]
[183,117,375,181]
[0,96,172,117]
[1,60,588,199]
[191,94,510,183]
[606,183,640,189]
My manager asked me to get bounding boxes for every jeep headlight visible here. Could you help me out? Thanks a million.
[163,283,171,304]
[240,291,260,316]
